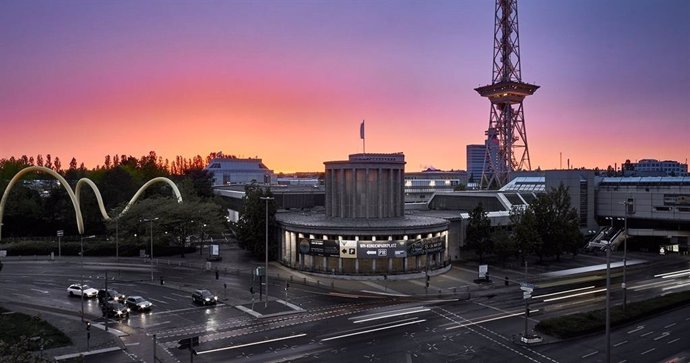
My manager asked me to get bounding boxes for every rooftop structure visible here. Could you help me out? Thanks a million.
[476,0,538,189]
[204,155,274,186]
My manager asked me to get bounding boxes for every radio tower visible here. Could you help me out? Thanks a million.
[476,0,538,189]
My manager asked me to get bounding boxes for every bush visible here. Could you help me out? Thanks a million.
[535,290,690,338]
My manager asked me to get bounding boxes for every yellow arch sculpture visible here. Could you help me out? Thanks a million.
[0,166,183,240]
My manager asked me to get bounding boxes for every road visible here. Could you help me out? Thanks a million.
[0,254,689,362]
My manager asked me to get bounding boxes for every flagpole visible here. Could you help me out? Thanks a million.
[360,120,366,154]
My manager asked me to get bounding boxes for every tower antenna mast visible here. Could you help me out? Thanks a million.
[477,0,538,189]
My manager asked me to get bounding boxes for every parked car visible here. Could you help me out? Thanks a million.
[192,289,218,305]
[125,296,153,311]
[67,284,98,298]
[101,301,130,319]
[98,289,126,304]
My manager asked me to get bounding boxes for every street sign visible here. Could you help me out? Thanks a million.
[523,292,532,299]
[478,265,488,279]
[520,282,535,292]
[57,230,64,237]
[255,266,265,277]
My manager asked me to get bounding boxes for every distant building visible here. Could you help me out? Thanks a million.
[204,155,275,186]
[622,159,688,177]
[466,144,485,183]
[404,168,468,203]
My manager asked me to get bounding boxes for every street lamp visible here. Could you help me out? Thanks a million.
[141,218,159,281]
[605,239,611,363]
[80,234,96,322]
[259,196,274,308]
[622,200,632,312]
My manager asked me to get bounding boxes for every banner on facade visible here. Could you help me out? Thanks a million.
[357,240,407,259]
[339,240,358,258]
[406,236,445,256]
[308,239,340,257]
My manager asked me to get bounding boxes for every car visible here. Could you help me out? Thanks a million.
[101,301,130,319]
[98,289,126,304]
[192,289,218,305]
[125,296,153,311]
[67,284,98,298]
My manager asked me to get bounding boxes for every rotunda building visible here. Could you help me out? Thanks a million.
[277,153,449,275]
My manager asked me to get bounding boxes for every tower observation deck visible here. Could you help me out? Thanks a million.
[476,0,539,189]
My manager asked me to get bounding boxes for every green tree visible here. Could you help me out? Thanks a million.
[510,205,540,266]
[492,227,515,268]
[234,183,276,260]
[466,203,492,263]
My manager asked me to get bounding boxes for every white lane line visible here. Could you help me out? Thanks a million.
[581,351,598,359]
[124,342,140,346]
[31,288,49,294]
[352,307,430,324]
[149,298,169,305]
[668,338,680,344]
[627,326,644,334]
[196,333,306,355]
[617,360,627,363]
[613,340,628,347]
[664,323,677,328]
[162,296,178,301]
[653,332,670,341]
[446,311,524,330]
[640,348,655,355]
[640,331,654,337]
[322,319,425,342]
[171,293,189,298]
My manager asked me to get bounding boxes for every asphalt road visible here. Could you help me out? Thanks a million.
[1,254,690,363]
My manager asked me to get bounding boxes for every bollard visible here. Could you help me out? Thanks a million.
[160,277,164,285]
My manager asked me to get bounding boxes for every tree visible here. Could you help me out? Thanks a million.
[466,203,492,263]
[234,183,276,260]
[492,227,515,267]
[510,205,540,266]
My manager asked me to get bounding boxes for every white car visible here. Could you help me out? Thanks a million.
[67,284,98,298]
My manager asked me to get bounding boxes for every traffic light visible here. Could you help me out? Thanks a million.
[85,321,91,331]
[286,282,290,289]
[250,286,254,294]
[215,270,219,280]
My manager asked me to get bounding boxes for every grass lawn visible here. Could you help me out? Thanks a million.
[0,307,72,350]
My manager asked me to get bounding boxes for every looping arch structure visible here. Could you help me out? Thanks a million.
[0,166,183,240]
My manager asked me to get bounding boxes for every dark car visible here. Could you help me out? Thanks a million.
[101,301,130,319]
[192,289,218,305]
[98,289,126,304]
[125,296,153,311]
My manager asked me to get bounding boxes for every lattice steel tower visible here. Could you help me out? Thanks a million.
[476,0,538,189]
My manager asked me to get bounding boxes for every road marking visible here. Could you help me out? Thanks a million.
[322,319,425,342]
[149,298,169,304]
[171,293,189,298]
[617,360,627,363]
[196,333,306,354]
[30,288,49,294]
[664,323,677,328]
[653,332,670,341]
[640,331,654,337]
[640,348,655,355]
[668,338,680,344]
[162,296,178,301]
[446,311,524,330]
[144,321,171,328]
[352,307,430,324]
[124,342,140,346]
[581,351,598,359]
[613,340,628,347]
[627,326,644,334]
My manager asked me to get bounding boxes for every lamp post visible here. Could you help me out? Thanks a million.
[259,196,274,308]
[622,200,631,312]
[115,217,119,263]
[80,234,95,322]
[605,240,611,363]
[141,218,159,281]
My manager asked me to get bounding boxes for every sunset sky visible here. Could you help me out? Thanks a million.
[1,0,688,173]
